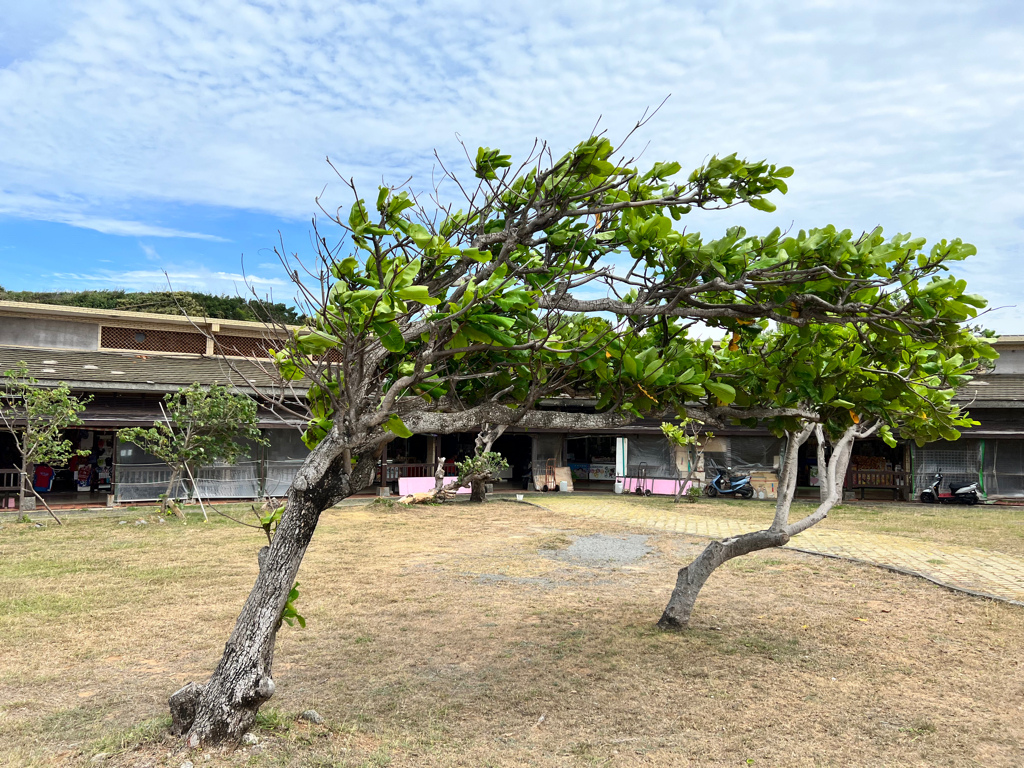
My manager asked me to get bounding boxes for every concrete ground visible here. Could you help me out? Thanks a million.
[531,493,1024,606]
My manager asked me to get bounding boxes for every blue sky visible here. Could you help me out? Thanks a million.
[0,0,1022,330]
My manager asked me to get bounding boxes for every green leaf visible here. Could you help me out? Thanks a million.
[406,223,434,248]
[372,320,405,353]
[747,198,777,213]
[394,285,441,305]
[705,382,737,404]
[622,354,638,377]
[385,414,413,439]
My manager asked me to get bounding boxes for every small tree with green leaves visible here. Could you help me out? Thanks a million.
[118,383,266,519]
[661,418,712,502]
[0,363,91,522]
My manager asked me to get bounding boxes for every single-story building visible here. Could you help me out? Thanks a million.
[2,300,1022,507]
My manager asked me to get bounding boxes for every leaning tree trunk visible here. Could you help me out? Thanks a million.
[658,528,790,627]
[657,420,874,630]
[658,423,815,630]
[170,438,376,746]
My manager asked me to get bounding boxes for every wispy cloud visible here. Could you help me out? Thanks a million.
[50,267,290,295]
[0,191,229,240]
[1,0,1022,326]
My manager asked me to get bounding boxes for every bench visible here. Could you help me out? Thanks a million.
[844,469,909,500]
[1,469,19,510]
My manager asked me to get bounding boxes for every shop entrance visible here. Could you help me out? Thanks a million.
[491,433,532,489]
[566,434,617,490]
[28,429,115,507]
[796,437,907,499]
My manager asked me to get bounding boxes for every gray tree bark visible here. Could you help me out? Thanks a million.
[169,436,377,746]
[658,420,880,629]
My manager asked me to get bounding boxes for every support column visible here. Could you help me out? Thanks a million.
[378,441,390,497]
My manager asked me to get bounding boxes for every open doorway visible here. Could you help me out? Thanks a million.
[796,436,906,499]
[565,434,617,490]
[490,433,532,489]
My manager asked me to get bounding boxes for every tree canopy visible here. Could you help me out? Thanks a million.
[172,131,991,747]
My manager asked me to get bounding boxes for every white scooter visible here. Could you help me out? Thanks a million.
[920,471,979,505]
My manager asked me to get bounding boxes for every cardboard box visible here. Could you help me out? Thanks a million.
[748,471,779,500]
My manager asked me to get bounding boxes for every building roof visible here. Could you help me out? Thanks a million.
[956,375,1024,408]
[0,345,306,396]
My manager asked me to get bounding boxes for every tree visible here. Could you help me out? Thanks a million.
[118,383,266,519]
[0,363,91,523]
[657,320,993,628]
[661,417,712,502]
[169,129,989,746]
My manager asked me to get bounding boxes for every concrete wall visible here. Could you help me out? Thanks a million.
[991,345,1024,374]
[0,316,99,351]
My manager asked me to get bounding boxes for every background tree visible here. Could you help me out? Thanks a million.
[0,363,91,523]
[661,417,712,502]
[657,318,993,629]
[118,383,266,520]
[169,129,989,746]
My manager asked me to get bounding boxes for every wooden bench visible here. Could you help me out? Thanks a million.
[844,469,909,500]
[1,469,20,510]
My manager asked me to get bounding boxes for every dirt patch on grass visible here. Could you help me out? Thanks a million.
[0,502,1022,766]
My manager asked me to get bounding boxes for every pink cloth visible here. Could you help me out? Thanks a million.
[397,476,470,496]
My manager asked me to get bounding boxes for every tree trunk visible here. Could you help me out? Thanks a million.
[817,435,829,503]
[658,528,790,629]
[171,439,375,746]
[18,464,28,511]
[658,421,877,630]
[659,422,815,630]
[470,476,488,502]
[162,466,181,514]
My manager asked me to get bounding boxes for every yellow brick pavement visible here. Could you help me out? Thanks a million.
[534,494,1024,606]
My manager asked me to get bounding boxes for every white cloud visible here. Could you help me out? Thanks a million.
[1,0,1022,327]
[50,266,291,295]
[0,191,228,240]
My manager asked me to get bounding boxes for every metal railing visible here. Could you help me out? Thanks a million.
[378,462,457,484]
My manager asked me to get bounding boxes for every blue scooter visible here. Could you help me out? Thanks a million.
[705,467,754,499]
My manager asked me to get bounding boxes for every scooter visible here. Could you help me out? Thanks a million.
[705,467,754,499]
[919,471,979,505]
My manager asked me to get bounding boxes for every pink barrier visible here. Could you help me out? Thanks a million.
[620,477,690,496]
[397,476,470,496]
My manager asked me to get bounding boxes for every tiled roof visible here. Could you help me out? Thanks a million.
[0,345,307,395]
[956,375,1024,406]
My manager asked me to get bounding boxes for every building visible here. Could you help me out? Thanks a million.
[2,299,1021,508]
[0,300,308,508]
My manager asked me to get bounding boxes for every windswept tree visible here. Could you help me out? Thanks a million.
[118,383,266,518]
[169,130,989,746]
[657,320,992,628]
[0,363,91,522]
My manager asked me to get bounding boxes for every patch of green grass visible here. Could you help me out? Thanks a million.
[255,707,295,732]
[88,716,170,756]
[536,533,573,551]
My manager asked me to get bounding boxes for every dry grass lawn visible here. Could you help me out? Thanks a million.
[1,499,1022,767]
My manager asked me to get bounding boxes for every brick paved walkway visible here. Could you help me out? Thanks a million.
[533,494,1024,606]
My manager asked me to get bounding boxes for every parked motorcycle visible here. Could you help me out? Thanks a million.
[919,471,980,505]
[705,467,754,499]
